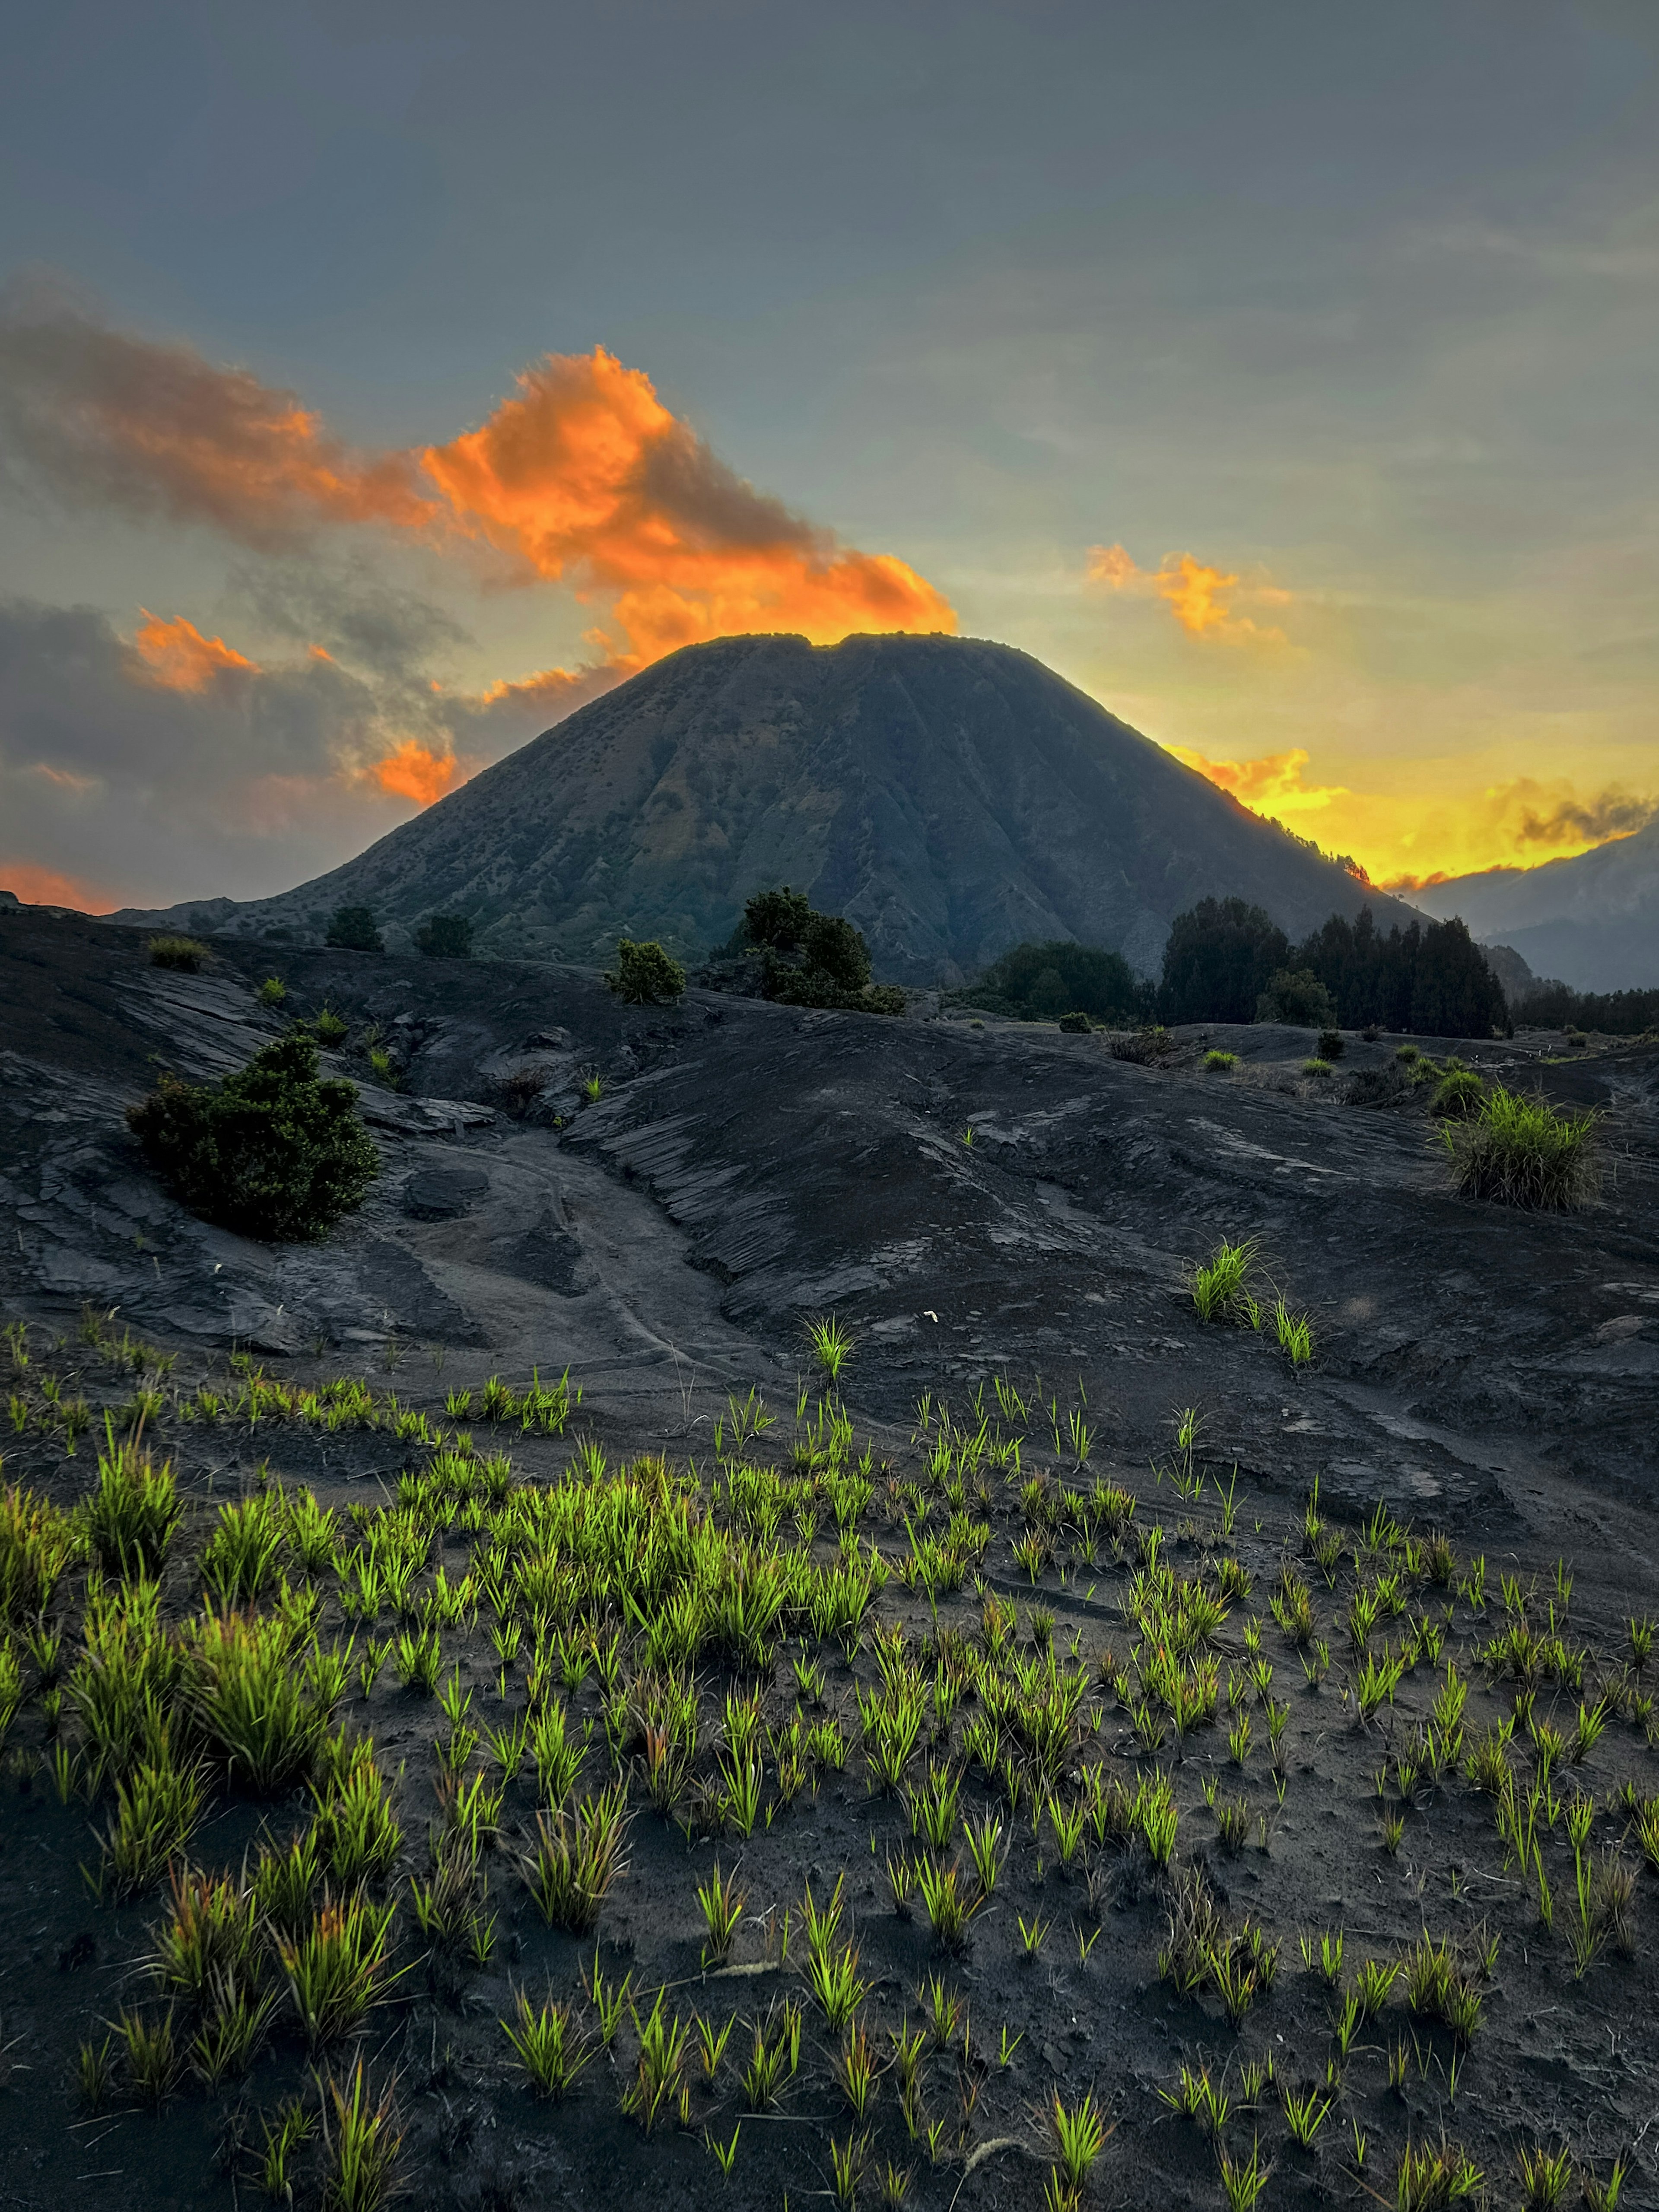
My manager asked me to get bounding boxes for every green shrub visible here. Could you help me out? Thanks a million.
[257,977,287,1007]
[1317,1028,1344,1060]
[963,940,1144,1025]
[125,1033,378,1242]
[324,906,382,953]
[1204,1050,1237,1071]
[1303,1058,1333,1077]
[1442,1086,1599,1210]
[1430,1069,1484,1119]
[1257,967,1337,1028]
[1057,1011,1090,1034]
[606,939,686,1004]
[1395,1044,1419,1062]
[148,936,208,973]
[314,1008,349,1047]
[416,912,473,958]
[741,886,900,1015]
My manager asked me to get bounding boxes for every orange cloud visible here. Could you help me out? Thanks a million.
[1168,744,1348,816]
[131,610,259,691]
[420,347,954,668]
[1088,543,1289,646]
[362,739,468,807]
[0,292,435,547]
[2,297,953,680]
[0,858,109,909]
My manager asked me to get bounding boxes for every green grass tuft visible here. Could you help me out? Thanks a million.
[1441,1086,1599,1210]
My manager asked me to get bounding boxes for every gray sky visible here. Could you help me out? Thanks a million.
[3,0,1656,906]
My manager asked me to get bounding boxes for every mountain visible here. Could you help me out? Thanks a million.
[115,631,1417,985]
[1408,818,1659,992]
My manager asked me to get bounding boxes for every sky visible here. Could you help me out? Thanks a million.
[1,0,1656,913]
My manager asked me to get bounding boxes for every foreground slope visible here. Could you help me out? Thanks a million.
[117,632,1408,982]
[5,908,1659,2212]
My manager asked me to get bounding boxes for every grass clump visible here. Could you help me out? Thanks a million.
[1203,1049,1237,1071]
[1302,1057,1333,1078]
[127,1031,378,1242]
[605,938,686,1004]
[83,1433,181,1573]
[257,976,287,1006]
[1441,1086,1599,1210]
[147,935,208,972]
[1430,1065,1484,1119]
[1191,1238,1260,1328]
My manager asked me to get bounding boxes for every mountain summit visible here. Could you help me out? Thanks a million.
[122,632,1407,982]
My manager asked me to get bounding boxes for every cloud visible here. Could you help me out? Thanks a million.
[0,281,436,548]
[1381,779,1658,888]
[131,610,260,691]
[0,595,601,908]
[1087,542,1290,646]
[1166,743,1348,816]
[419,346,954,667]
[361,738,469,806]
[0,289,955,683]
[0,858,111,908]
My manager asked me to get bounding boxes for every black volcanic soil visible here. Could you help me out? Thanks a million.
[1,904,1658,2212]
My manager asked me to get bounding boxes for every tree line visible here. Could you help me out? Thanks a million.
[965,896,1513,1037]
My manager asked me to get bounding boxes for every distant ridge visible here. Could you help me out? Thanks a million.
[1409,817,1659,993]
[116,632,1417,984]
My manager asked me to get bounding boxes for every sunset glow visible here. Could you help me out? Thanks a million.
[363,739,469,807]
[131,610,259,690]
[1088,543,1289,647]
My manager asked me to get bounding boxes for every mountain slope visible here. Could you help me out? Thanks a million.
[118,631,1414,983]
[1410,818,1659,992]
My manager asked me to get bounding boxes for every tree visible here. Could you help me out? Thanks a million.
[737,883,897,1014]
[125,1032,378,1243]
[325,904,382,952]
[1256,967,1337,1028]
[800,913,871,994]
[416,912,473,958]
[966,940,1143,1023]
[743,886,811,951]
[1158,899,1289,1024]
[1409,917,1509,1038]
[1292,906,1509,1037]
[606,939,686,1004]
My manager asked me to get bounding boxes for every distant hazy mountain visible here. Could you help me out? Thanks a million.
[1409,818,1659,992]
[116,632,1416,985]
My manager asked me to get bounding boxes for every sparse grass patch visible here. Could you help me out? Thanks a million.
[1204,1049,1237,1071]
[1191,1238,1260,1327]
[147,935,208,971]
[1442,1086,1599,1210]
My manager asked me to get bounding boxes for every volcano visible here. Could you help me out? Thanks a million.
[120,631,1410,982]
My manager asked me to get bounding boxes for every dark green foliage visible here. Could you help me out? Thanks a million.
[416,913,473,959]
[1158,899,1289,1025]
[606,939,686,1004]
[147,936,208,972]
[743,886,812,951]
[799,914,870,994]
[1255,967,1337,1028]
[1317,1029,1344,1060]
[1513,980,1659,1036]
[1292,909,1508,1037]
[1161,900,1510,1037]
[962,940,1144,1024]
[324,906,382,953]
[740,885,899,1015]
[1058,1011,1091,1034]
[125,1033,378,1243]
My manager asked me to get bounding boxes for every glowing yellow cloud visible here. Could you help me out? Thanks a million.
[1088,543,1289,646]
